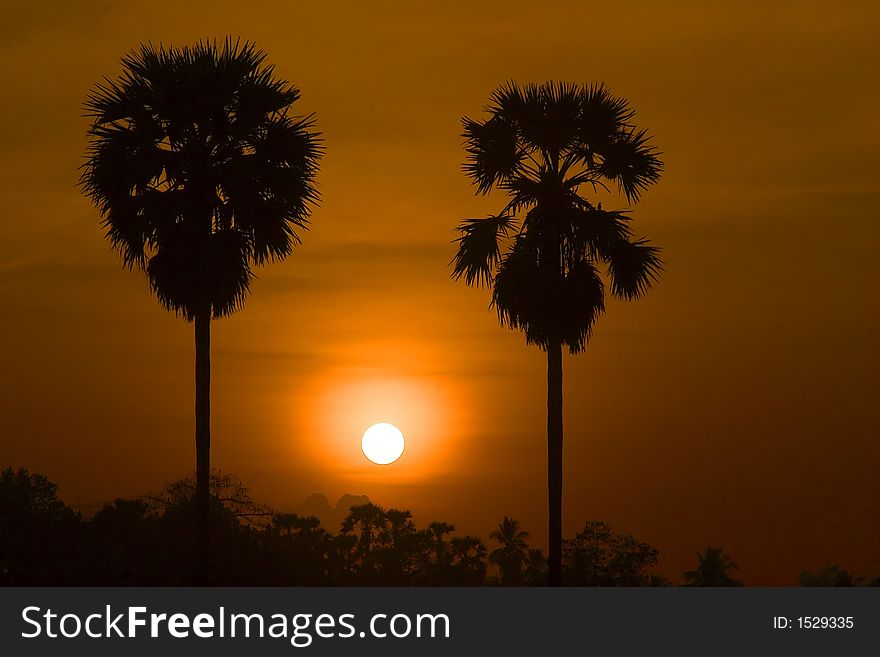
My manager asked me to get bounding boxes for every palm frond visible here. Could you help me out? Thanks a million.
[574,83,635,157]
[597,128,663,203]
[568,204,633,259]
[500,174,542,211]
[559,260,605,353]
[489,81,583,155]
[219,113,322,264]
[528,81,582,154]
[146,229,252,320]
[606,237,663,300]
[451,214,516,287]
[492,237,548,346]
[462,115,522,194]
[486,81,530,122]
[502,168,574,212]
[493,236,607,353]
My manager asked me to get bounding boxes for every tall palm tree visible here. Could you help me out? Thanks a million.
[683,547,743,586]
[81,39,321,571]
[489,516,530,585]
[453,82,663,585]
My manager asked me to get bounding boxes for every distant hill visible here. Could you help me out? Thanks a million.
[296,492,371,531]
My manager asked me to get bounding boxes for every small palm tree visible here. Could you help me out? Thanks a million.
[523,548,548,586]
[81,39,321,572]
[489,516,530,585]
[453,82,663,585]
[341,503,387,558]
[450,535,488,585]
[427,521,456,565]
[683,547,743,586]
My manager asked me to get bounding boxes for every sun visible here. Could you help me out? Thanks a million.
[361,423,405,465]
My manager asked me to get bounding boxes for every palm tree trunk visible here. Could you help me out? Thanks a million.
[194,306,211,582]
[547,337,563,586]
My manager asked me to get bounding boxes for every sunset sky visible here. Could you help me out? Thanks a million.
[1,0,878,584]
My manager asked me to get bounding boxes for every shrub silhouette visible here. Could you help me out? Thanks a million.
[23,467,872,587]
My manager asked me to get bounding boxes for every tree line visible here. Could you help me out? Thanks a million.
[3,467,874,587]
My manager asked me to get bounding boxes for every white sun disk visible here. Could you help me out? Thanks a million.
[361,423,405,465]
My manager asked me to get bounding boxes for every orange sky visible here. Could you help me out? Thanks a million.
[1,0,878,584]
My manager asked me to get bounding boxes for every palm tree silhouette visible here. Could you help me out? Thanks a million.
[427,521,456,566]
[81,38,321,575]
[523,547,548,586]
[683,547,743,586]
[489,516,530,585]
[453,82,663,585]
[450,535,487,585]
[341,503,387,559]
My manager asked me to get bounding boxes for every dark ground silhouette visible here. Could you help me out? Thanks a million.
[2,467,876,587]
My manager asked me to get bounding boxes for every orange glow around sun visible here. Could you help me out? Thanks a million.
[305,375,456,485]
[292,337,468,489]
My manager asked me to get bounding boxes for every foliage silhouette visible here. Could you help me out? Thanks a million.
[563,520,659,586]
[799,565,863,587]
[80,38,321,578]
[425,521,457,583]
[523,547,549,586]
[265,513,332,585]
[683,546,743,587]
[452,81,663,585]
[0,468,80,585]
[4,467,876,586]
[449,535,489,585]
[489,515,531,585]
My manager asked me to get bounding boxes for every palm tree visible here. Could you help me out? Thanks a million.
[341,503,387,559]
[81,39,321,573]
[489,516,530,585]
[523,548,548,586]
[683,547,743,586]
[452,82,663,585]
[427,521,456,565]
[450,535,488,585]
